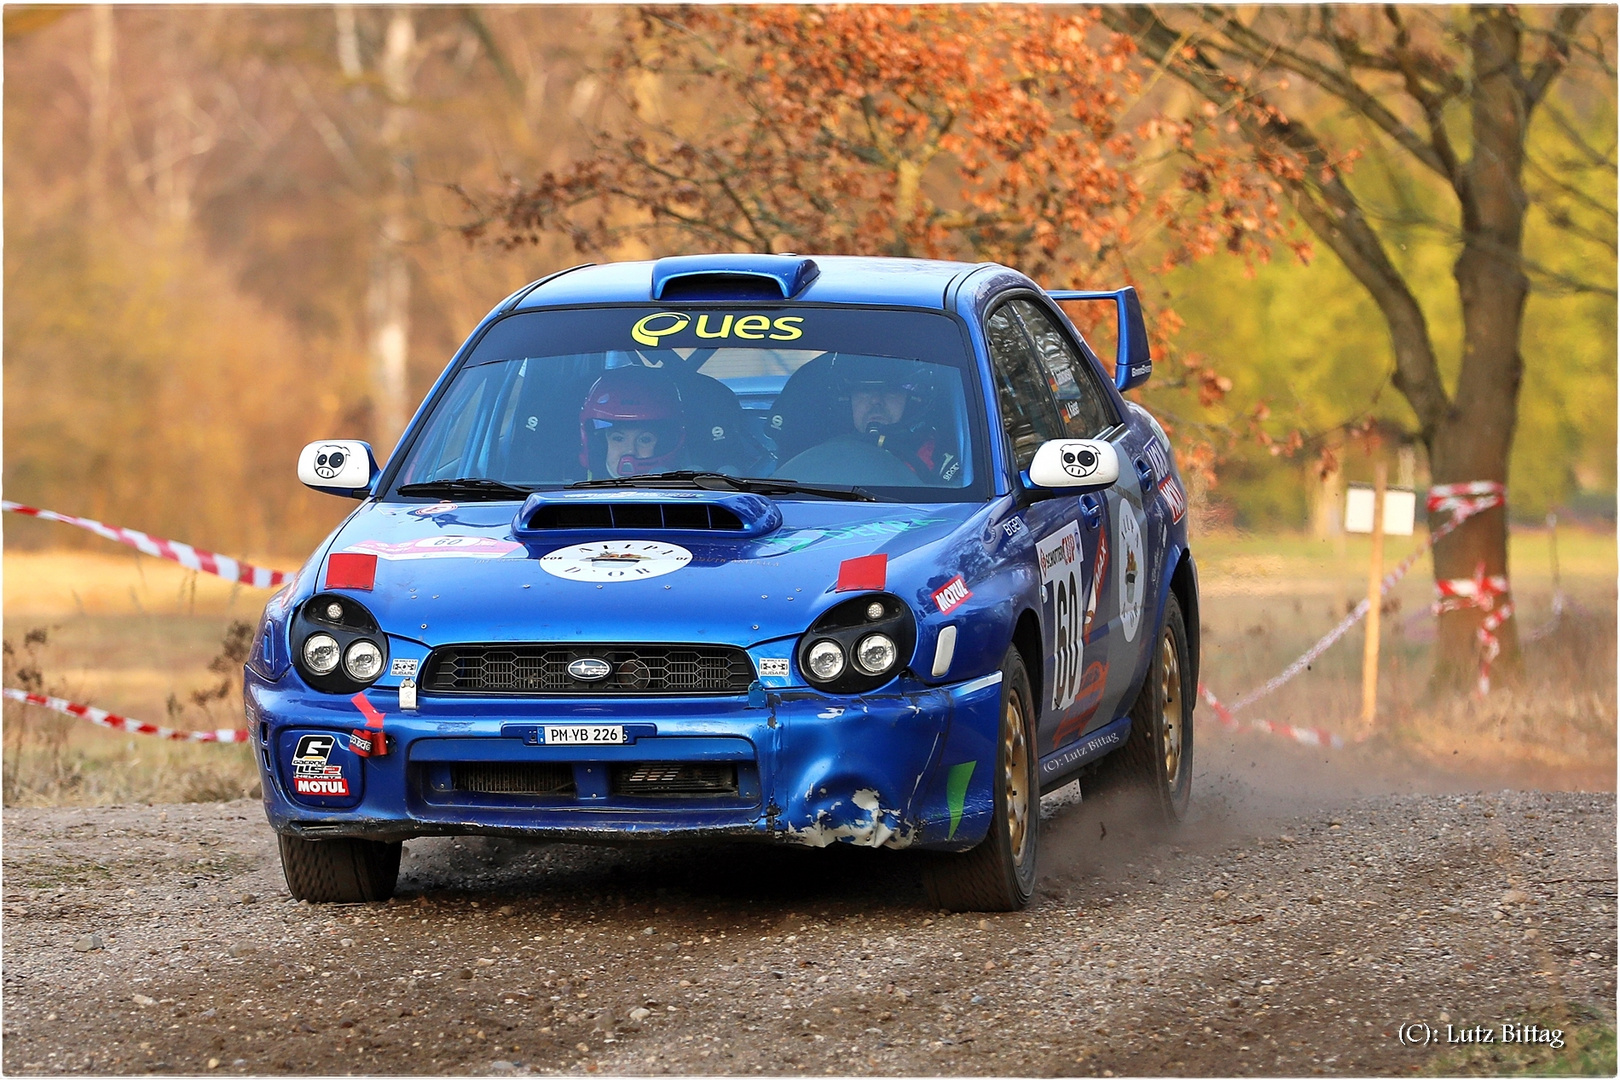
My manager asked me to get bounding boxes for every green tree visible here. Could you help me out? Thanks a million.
[1106,5,1612,687]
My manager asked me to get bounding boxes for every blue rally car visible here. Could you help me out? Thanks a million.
[248,254,1199,911]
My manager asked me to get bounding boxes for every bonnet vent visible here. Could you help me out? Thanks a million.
[513,490,783,539]
[526,502,745,531]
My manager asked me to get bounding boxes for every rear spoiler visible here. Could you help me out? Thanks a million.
[1045,286,1152,392]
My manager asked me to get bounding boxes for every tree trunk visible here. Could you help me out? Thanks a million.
[1427,11,1530,690]
[87,6,114,220]
[367,8,416,451]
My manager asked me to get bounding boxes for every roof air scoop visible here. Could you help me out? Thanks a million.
[651,254,820,302]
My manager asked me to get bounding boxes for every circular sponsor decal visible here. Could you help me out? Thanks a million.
[1117,503,1145,642]
[540,540,693,582]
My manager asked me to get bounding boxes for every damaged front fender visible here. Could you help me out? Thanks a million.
[767,671,1004,851]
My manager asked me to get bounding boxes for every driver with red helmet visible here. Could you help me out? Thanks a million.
[579,366,688,479]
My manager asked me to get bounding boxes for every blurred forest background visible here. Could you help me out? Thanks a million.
[5,5,1615,558]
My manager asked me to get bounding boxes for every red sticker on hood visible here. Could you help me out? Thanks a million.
[836,553,888,592]
[324,552,377,591]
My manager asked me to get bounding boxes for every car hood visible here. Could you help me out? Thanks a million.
[318,496,988,648]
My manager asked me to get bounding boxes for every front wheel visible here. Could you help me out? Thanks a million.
[923,646,1039,912]
[278,834,401,903]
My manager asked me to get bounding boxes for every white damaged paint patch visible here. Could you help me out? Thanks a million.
[785,788,914,850]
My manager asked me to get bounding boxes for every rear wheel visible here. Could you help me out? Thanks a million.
[923,646,1039,912]
[278,834,401,903]
[1085,593,1193,823]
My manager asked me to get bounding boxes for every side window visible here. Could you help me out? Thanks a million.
[397,365,497,484]
[985,305,1064,471]
[1010,299,1118,438]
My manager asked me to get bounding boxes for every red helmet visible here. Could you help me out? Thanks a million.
[579,366,687,477]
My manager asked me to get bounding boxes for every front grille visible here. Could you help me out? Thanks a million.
[450,762,575,796]
[612,763,738,796]
[423,644,755,696]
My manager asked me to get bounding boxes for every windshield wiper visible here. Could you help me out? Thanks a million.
[396,478,536,501]
[567,471,880,503]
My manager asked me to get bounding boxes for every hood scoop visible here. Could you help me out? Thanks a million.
[514,490,783,539]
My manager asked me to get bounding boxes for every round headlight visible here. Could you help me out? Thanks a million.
[806,640,846,681]
[343,640,383,681]
[302,633,340,675]
[854,633,898,676]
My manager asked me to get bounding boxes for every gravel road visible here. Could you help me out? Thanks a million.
[3,736,1614,1076]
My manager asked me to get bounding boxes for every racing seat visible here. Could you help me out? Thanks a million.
[498,360,599,484]
[670,370,769,475]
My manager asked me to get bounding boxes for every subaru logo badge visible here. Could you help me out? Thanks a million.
[567,658,612,682]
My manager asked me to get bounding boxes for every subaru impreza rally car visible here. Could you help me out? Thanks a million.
[248,254,1199,911]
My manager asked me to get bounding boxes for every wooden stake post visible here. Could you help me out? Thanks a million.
[1360,463,1387,728]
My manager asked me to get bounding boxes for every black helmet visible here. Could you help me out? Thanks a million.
[829,354,936,431]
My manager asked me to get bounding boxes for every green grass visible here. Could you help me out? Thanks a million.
[1419,1005,1617,1076]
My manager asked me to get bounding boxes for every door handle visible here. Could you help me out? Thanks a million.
[1079,493,1103,529]
[1134,458,1155,491]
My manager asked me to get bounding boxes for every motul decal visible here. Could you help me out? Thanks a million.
[932,575,972,615]
[290,733,350,796]
[294,776,350,796]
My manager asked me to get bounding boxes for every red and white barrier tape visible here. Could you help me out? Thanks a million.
[1197,682,1345,749]
[1434,563,1513,696]
[1426,482,1513,696]
[2,502,291,589]
[2,687,251,743]
[1198,480,1513,746]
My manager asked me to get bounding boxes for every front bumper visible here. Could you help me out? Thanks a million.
[247,670,1005,851]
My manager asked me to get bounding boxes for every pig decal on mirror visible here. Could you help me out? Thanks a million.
[297,439,377,496]
[1028,438,1119,489]
[312,446,349,480]
[1061,443,1102,479]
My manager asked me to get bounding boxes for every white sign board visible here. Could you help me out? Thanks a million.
[1345,485,1416,536]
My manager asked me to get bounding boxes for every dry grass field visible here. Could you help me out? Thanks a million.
[1194,523,1617,788]
[2,524,1613,807]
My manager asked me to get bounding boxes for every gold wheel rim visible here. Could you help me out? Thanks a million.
[1160,630,1182,785]
[1004,689,1031,867]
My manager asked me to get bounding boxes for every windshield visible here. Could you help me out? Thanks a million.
[389,306,988,502]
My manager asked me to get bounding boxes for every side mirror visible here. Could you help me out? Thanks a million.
[1027,439,1120,490]
[298,440,378,499]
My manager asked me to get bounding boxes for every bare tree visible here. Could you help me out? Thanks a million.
[1106,5,1608,688]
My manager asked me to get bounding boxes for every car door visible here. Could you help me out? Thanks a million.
[982,302,1097,757]
[1005,299,1140,743]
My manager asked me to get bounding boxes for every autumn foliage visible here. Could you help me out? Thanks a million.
[467,8,1327,479]
[472,6,1306,271]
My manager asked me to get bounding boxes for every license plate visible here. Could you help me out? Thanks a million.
[542,725,626,745]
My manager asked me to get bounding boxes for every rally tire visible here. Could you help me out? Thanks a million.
[923,647,1039,912]
[1087,593,1193,823]
[278,834,401,903]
